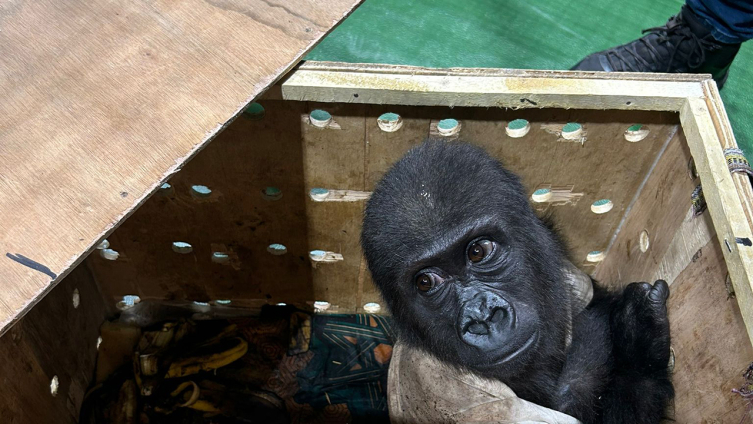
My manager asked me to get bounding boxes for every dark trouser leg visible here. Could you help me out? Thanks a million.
[686,0,753,43]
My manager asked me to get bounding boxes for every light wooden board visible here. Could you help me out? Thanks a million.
[0,265,106,423]
[682,97,753,344]
[282,62,706,111]
[0,0,363,335]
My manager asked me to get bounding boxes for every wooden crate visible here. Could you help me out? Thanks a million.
[3,62,753,422]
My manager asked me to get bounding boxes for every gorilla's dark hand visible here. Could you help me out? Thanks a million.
[611,280,671,374]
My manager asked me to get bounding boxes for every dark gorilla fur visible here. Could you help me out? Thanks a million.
[361,140,673,423]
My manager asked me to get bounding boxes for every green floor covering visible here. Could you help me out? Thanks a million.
[309,0,753,155]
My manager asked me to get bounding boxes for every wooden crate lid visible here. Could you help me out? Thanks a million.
[0,0,362,335]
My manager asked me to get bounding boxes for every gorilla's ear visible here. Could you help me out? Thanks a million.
[562,260,594,314]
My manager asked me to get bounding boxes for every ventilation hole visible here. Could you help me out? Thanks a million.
[190,185,212,198]
[591,199,613,214]
[437,118,460,136]
[626,101,633,106]
[309,109,332,128]
[96,239,110,250]
[211,252,230,264]
[688,157,698,180]
[97,336,103,350]
[624,124,650,142]
[267,244,288,255]
[172,242,193,254]
[363,302,381,313]
[214,300,232,305]
[243,102,265,120]
[261,186,283,201]
[72,288,80,309]
[314,301,331,312]
[668,347,675,373]
[276,302,288,306]
[377,113,403,132]
[561,122,583,140]
[310,188,330,201]
[586,251,605,263]
[531,188,552,203]
[309,250,327,260]
[50,376,59,397]
[100,248,120,260]
[639,230,650,252]
[117,295,141,310]
[506,119,531,138]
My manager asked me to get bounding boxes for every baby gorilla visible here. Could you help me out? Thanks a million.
[361,140,673,423]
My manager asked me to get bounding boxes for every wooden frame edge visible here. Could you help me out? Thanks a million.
[280,61,706,110]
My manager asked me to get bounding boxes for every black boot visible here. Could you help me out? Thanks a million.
[571,6,741,88]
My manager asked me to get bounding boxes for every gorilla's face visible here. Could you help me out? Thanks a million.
[362,141,570,378]
[408,231,541,370]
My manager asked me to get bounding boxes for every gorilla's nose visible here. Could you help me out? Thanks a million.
[459,292,514,346]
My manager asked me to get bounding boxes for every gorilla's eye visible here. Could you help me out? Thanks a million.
[468,239,495,263]
[416,273,440,292]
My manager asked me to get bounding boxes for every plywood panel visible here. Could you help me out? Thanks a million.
[458,109,678,266]
[668,240,753,422]
[0,0,363,335]
[0,265,107,423]
[302,102,368,312]
[362,107,679,271]
[593,131,698,286]
[89,105,682,314]
[89,100,315,306]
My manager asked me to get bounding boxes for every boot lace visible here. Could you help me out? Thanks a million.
[603,18,718,72]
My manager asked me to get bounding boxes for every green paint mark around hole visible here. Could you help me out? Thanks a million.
[267,243,287,255]
[436,118,460,136]
[531,188,552,203]
[310,109,331,121]
[212,252,230,263]
[191,185,212,198]
[215,299,232,305]
[378,112,399,122]
[438,119,458,130]
[262,186,283,201]
[309,109,332,128]
[591,198,614,214]
[377,112,403,132]
[193,301,209,306]
[508,119,529,130]
[627,124,643,132]
[310,188,330,201]
[160,183,171,190]
[310,250,327,258]
[172,241,193,254]
[562,122,582,133]
[243,102,265,120]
